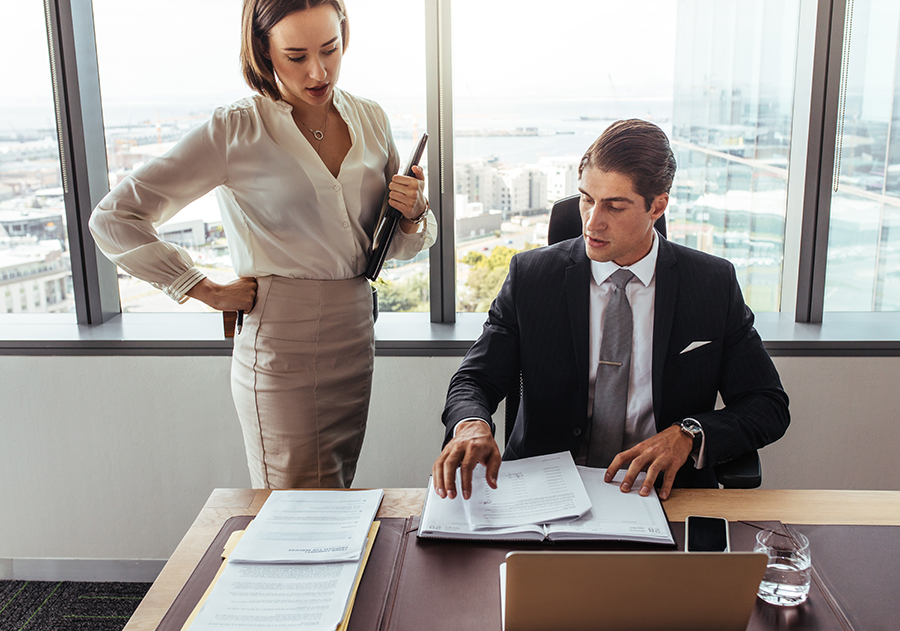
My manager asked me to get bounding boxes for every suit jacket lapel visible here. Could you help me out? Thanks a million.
[653,236,678,427]
[565,240,591,398]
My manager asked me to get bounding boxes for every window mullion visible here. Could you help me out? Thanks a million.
[425,0,457,323]
[795,0,846,323]
[46,0,119,325]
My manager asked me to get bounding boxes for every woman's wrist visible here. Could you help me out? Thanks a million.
[186,278,219,304]
[399,201,428,234]
[398,216,417,234]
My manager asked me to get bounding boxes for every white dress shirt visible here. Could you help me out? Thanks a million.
[589,231,659,450]
[90,88,436,302]
[589,230,705,466]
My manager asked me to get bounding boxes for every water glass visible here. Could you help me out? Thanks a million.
[754,529,811,606]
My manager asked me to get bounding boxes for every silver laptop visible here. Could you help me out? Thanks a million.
[502,550,767,631]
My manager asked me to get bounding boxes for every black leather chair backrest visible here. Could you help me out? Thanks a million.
[547,194,667,245]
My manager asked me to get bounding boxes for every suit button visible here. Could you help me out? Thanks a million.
[573,428,582,436]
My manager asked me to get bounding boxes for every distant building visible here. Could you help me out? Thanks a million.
[455,159,510,215]
[158,219,207,248]
[456,159,561,220]
[540,156,581,205]
[0,207,67,244]
[670,0,799,312]
[0,226,72,314]
[501,167,548,217]
[457,202,503,241]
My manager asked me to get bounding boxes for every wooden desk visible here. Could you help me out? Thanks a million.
[124,488,900,631]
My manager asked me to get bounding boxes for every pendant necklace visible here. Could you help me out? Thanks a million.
[294,102,331,151]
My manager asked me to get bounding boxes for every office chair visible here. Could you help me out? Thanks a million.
[503,194,762,489]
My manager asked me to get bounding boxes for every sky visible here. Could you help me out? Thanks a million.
[1,0,677,108]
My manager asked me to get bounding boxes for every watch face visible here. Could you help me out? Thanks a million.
[682,419,702,435]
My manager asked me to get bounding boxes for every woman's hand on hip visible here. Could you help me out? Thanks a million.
[390,165,427,233]
[186,277,257,312]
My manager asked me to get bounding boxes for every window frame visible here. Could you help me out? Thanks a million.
[45,0,120,325]
[4,0,900,358]
[793,0,847,323]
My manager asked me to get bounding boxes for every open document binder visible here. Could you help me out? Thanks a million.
[364,133,428,281]
[418,453,675,545]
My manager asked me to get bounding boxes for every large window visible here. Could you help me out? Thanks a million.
[93,0,248,313]
[92,0,428,314]
[450,0,677,312]
[824,0,900,311]
[7,0,900,342]
[451,0,800,314]
[0,2,74,315]
[671,0,800,313]
[341,0,429,314]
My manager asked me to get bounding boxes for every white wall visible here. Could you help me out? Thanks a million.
[1,354,899,562]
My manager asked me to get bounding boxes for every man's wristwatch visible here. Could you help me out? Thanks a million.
[675,418,703,453]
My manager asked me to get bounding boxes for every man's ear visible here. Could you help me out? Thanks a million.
[649,193,668,222]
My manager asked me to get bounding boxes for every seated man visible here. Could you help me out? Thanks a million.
[433,119,789,501]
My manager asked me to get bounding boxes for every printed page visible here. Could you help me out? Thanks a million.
[465,451,591,530]
[187,556,361,631]
[181,523,381,631]
[546,467,674,544]
[418,477,544,540]
[230,489,383,564]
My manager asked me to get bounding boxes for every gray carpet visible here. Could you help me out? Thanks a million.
[0,581,150,631]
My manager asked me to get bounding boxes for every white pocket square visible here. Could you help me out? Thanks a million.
[680,340,712,354]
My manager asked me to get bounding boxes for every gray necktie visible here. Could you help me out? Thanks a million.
[587,268,635,468]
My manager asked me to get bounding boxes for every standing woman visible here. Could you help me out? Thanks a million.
[89,0,436,489]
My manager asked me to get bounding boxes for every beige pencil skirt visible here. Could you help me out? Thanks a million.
[231,275,375,489]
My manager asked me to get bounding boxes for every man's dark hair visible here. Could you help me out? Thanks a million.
[579,119,677,211]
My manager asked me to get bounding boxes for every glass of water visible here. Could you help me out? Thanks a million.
[754,529,811,606]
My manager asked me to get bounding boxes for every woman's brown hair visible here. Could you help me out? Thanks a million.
[241,0,349,101]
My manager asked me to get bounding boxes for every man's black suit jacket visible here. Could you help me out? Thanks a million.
[442,235,790,487]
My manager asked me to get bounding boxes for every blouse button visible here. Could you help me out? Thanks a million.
[333,184,341,192]
[351,255,357,262]
[342,221,350,229]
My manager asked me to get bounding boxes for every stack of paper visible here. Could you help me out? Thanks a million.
[187,489,384,631]
[463,451,592,529]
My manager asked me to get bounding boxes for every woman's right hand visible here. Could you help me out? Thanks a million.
[186,277,257,312]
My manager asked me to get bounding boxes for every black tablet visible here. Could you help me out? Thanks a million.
[365,132,429,281]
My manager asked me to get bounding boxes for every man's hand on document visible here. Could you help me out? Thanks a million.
[432,420,502,501]
[604,425,693,501]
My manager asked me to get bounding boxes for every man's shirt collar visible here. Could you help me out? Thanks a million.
[590,229,659,288]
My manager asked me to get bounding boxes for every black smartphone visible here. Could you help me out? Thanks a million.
[685,515,730,552]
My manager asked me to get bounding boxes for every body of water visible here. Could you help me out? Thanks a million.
[2,96,674,167]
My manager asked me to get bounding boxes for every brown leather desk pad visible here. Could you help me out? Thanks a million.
[156,516,899,630]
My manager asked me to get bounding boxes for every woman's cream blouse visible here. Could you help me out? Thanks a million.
[89,88,436,302]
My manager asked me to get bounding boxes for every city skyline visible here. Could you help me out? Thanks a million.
[4,0,900,315]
